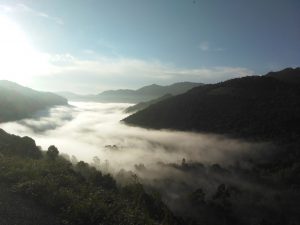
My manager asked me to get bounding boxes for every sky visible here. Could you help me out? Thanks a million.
[0,0,299,94]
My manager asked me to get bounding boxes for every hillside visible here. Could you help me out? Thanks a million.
[124,94,173,113]
[0,128,179,225]
[59,82,201,103]
[0,81,68,122]
[266,67,300,84]
[98,82,201,103]
[123,68,300,141]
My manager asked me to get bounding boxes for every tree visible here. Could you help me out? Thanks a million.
[47,145,59,160]
[190,188,206,205]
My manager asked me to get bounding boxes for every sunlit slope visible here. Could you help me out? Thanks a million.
[0,80,68,122]
[123,68,300,140]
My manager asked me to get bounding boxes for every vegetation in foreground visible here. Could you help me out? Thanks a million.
[0,129,178,225]
[1,125,300,225]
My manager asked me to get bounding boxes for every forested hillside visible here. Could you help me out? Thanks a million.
[123,68,300,141]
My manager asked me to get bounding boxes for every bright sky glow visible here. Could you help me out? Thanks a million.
[0,15,54,84]
[0,0,299,93]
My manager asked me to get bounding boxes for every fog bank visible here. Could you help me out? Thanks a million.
[0,102,271,171]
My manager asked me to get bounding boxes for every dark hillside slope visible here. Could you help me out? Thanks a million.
[0,128,41,158]
[123,68,300,141]
[266,67,300,84]
[0,80,67,122]
[124,94,173,113]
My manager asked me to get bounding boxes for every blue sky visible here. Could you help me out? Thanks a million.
[0,0,299,93]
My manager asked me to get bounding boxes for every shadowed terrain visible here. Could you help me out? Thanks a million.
[0,80,68,123]
[123,68,300,141]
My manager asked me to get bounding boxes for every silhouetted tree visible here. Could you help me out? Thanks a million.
[190,188,206,205]
[47,145,59,160]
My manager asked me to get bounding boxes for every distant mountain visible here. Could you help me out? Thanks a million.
[98,82,202,103]
[124,94,173,113]
[56,91,96,102]
[0,80,68,122]
[59,82,202,103]
[123,68,300,141]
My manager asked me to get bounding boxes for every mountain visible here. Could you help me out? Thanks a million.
[124,94,173,113]
[97,82,202,103]
[123,68,300,141]
[123,82,203,112]
[266,67,300,84]
[0,80,68,122]
[59,82,202,103]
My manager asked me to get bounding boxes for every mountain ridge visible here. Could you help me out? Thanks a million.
[0,80,68,123]
[58,82,202,103]
[123,68,300,141]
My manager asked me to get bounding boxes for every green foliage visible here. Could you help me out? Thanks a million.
[0,130,177,225]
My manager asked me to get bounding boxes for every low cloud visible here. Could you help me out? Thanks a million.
[0,102,277,216]
[0,102,271,171]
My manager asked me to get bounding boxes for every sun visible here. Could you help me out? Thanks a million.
[0,15,51,83]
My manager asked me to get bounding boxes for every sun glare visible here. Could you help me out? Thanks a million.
[0,15,51,83]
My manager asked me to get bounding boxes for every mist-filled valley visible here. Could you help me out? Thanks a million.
[0,102,270,169]
[1,1,300,224]
[1,101,299,225]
